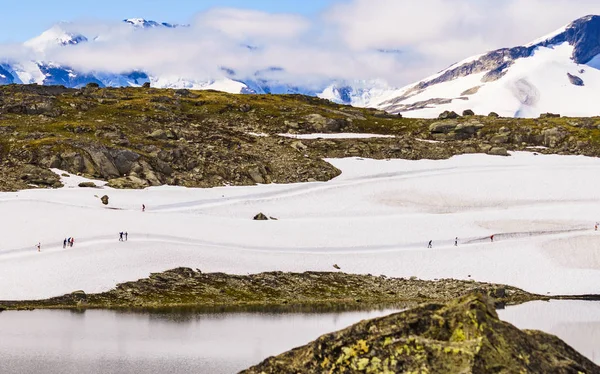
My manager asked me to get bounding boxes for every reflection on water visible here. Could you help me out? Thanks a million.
[0,306,400,374]
[0,300,597,374]
[499,300,600,364]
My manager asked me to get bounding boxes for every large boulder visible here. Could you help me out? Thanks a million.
[107,176,149,189]
[542,127,568,147]
[242,294,600,374]
[429,121,458,134]
[488,147,509,156]
[455,121,484,135]
[438,110,459,120]
[110,149,140,176]
[304,114,347,133]
[20,165,62,188]
[84,147,120,178]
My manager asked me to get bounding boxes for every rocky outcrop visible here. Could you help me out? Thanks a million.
[242,294,600,374]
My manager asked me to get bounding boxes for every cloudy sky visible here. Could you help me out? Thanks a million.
[3,0,600,87]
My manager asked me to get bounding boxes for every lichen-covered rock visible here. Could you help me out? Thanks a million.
[242,294,600,374]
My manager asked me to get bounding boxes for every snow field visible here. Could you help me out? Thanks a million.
[1,152,600,299]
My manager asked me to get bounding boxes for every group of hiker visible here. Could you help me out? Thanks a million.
[428,234,494,249]
[63,237,75,248]
[35,203,148,252]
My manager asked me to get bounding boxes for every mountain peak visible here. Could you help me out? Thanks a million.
[24,24,88,52]
[123,18,178,28]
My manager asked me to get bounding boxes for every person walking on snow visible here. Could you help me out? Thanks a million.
[119,232,123,242]
[490,235,494,242]
[427,240,433,248]
[36,242,41,252]
[595,223,598,231]
[125,232,128,241]
[454,237,458,246]
[63,238,67,248]
[142,204,145,212]
[70,237,74,247]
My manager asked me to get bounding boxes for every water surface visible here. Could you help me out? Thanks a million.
[1,301,598,374]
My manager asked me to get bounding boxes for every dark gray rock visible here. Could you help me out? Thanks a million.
[438,111,459,120]
[567,73,584,86]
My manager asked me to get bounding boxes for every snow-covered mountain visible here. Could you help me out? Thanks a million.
[373,15,600,118]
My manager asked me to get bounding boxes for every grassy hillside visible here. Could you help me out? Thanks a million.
[1,84,599,191]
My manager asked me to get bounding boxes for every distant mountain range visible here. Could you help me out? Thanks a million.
[2,16,600,118]
[0,19,383,106]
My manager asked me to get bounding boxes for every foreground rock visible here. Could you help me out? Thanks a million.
[0,268,543,310]
[242,293,600,374]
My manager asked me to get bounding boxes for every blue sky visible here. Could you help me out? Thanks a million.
[1,0,341,42]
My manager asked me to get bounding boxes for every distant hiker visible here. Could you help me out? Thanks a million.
[70,238,74,247]
[125,232,128,241]
[119,232,123,242]
[142,204,146,212]
[454,237,458,246]
[596,223,598,231]
[427,240,432,248]
[63,238,67,249]
[36,242,41,252]
[490,235,494,242]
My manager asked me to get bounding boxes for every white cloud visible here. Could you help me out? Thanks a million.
[5,0,600,88]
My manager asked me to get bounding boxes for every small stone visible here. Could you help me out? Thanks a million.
[100,195,109,205]
[253,213,269,221]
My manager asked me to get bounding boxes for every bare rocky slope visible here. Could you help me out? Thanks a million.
[242,293,600,374]
[2,84,600,192]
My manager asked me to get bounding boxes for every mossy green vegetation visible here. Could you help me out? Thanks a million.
[0,268,545,311]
